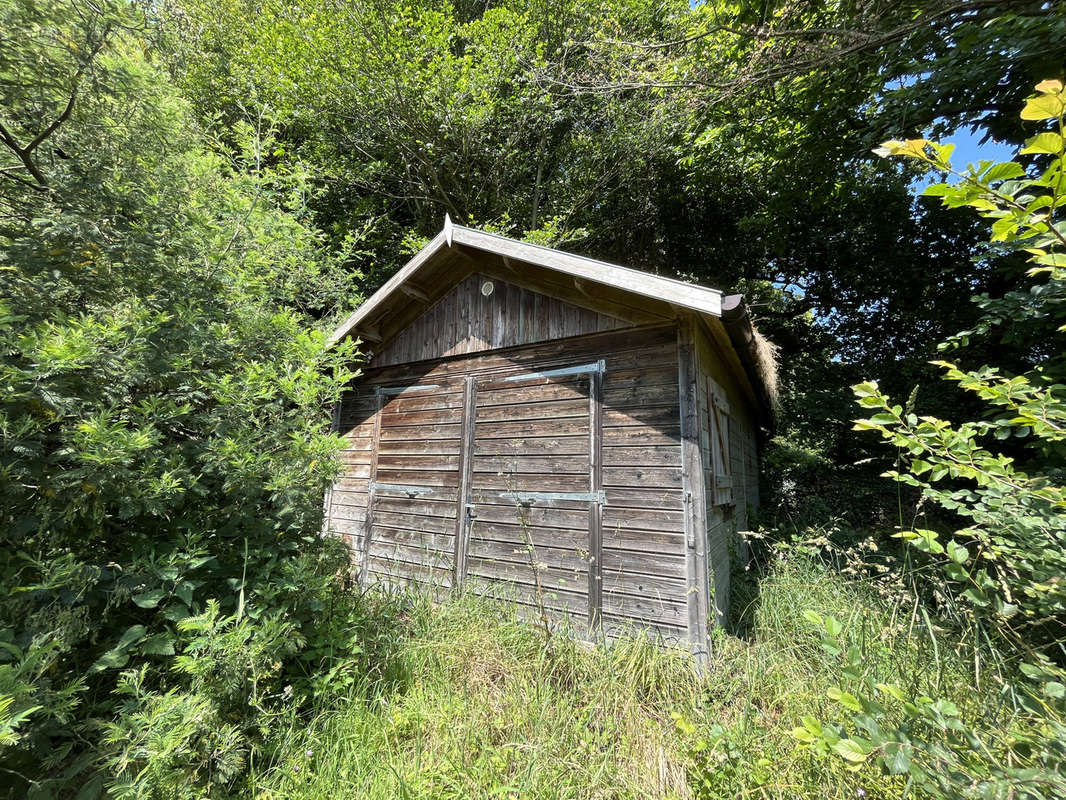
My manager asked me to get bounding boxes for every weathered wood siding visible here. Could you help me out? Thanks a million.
[369,274,629,367]
[695,324,761,628]
[325,325,689,640]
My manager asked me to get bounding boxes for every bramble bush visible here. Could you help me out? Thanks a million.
[0,2,366,796]
[793,80,1066,799]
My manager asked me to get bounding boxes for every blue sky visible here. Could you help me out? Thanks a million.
[910,125,1017,191]
[941,126,1016,170]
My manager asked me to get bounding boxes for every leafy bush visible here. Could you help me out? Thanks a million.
[793,80,1066,798]
[0,2,363,795]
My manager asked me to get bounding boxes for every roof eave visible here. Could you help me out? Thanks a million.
[329,221,723,347]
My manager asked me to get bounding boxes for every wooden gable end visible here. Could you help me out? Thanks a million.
[369,273,631,367]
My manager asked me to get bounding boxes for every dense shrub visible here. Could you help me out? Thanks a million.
[793,82,1066,799]
[0,2,363,795]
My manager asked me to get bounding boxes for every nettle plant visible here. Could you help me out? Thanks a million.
[792,81,1066,798]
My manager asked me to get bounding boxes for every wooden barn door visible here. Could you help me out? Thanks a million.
[458,361,605,631]
[360,379,466,591]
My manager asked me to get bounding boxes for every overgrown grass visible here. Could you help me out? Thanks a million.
[250,557,994,799]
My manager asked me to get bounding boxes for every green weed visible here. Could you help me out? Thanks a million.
[253,556,993,799]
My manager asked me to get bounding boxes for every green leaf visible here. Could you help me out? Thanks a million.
[827,687,863,712]
[1020,132,1064,155]
[876,683,906,702]
[89,625,146,673]
[852,382,880,398]
[833,738,870,763]
[921,182,954,197]
[141,633,176,656]
[868,413,897,425]
[1043,681,1065,699]
[1033,252,1066,267]
[884,742,911,774]
[982,162,1025,182]
[947,539,969,565]
[132,589,167,608]
[824,616,842,637]
[801,716,823,736]
[1021,94,1065,121]
[791,726,817,743]
[115,624,148,650]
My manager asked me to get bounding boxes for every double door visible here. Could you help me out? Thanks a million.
[361,360,605,629]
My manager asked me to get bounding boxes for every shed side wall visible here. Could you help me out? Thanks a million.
[694,326,761,628]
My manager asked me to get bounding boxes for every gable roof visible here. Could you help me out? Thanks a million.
[330,217,722,346]
[330,218,776,428]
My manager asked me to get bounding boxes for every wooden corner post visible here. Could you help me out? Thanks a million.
[678,316,712,664]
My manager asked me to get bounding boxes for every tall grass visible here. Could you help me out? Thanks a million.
[251,557,993,799]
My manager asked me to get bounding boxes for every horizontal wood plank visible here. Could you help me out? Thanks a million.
[602,383,678,408]
[474,419,589,440]
[373,510,457,533]
[467,539,591,574]
[601,568,687,601]
[330,489,369,509]
[602,425,681,447]
[601,548,686,580]
[468,502,589,530]
[602,594,687,627]
[602,466,683,489]
[377,438,468,456]
[603,405,681,429]
[376,423,461,440]
[601,445,681,467]
[470,472,592,492]
[604,487,684,510]
[373,496,457,518]
[472,454,590,475]
[363,326,676,385]
[376,454,461,471]
[602,505,685,533]
[374,469,460,488]
[475,397,588,423]
[601,527,685,553]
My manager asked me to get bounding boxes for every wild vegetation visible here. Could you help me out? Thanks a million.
[1,0,1064,797]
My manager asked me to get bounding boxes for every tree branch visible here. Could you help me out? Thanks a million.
[0,120,50,186]
[0,21,112,187]
[25,73,82,155]
[552,0,1043,100]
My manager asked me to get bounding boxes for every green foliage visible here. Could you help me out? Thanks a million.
[792,81,1066,797]
[796,611,1066,800]
[0,1,364,795]
[152,0,1066,533]
[861,80,1066,644]
[243,558,993,799]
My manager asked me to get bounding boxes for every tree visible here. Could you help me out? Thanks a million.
[152,1,1063,532]
[0,1,360,794]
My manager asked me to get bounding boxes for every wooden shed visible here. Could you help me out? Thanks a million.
[323,218,776,660]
